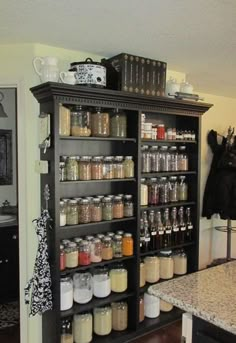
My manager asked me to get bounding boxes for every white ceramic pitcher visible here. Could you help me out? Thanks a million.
[33,56,59,83]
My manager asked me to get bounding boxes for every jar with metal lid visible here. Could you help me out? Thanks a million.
[150,146,161,172]
[141,146,151,173]
[157,124,165,140]
[110,108,127,137]
[113,234,123,258]
[102,236,113,260]
[144,292,160,318]
[140,261,146,287]
[66,156,79,181]
[79,240,91,266]
[65,242,78,268]
[96,233,105,241]
[79,156,91,180]
[113,156,124,178]
[122,233,133,256]
[141,178,148,206]
[178,146,189,171]
[169,146,178,171]
[73,313,93,343]
[60,244,66,271]
[59,103,71,137]
[73,272,93,304]
[103,156,114,179]
[159,177,170,204]
[71,105,91,137]
[91,156,103,180]
[90,238,102,263]
[102,197,113,221]
[59,162,66,182]
[74,237,82,248]
[60,277,73,311]
[91,107,110,137]
[61,239,71,247]
[124,195,134,217]
[160,299,174,312]
[139,296,145,322]
[93,306,112,336]
[173,250,187,275]
[169,176,178,202]
[110,264,128,292]
[93,267,111,298]
[91,198,102,222]
[159,250,174,279]
[60,200,67,226]
[111,302,128,331]
[78,199,91,224]
[178,176,188,201]
[106,231,115,239]
[116,230,124,236]
[159,146,170,171]
[123,156,134,178]
[113,196,124,218]
[61,319,73,343]
[144,256,160,283]
[148,178,159,205]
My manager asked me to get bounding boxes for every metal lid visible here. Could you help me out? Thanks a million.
[92,238,101,244]
[114,196,122,201]
[114,156,123,161]
[68,242,77,248]
[68,156,77,160]
[103,236,112,241]
[160,250,172,257]
[116,230,124,235]
[92,156,103,161]
[114,234,122,240]
[79,240,89,246]
[60,200,65,206]
[80,199,89,204]
[69,199,78,204]
[125,156,133,159]
[124,233,132,238]
[93,198,101,204]
[74,237,82,244]
[80,156,91,161]
[102,197,112,202]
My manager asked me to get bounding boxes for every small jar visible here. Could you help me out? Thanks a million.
[111,302,128,331]
[178,176,188,201]
[103,156,114,179]
[60,200,67,226]
[93,267,111,298]
[66,156,79,181]
[79,156,91,180]
[178,146,189,171]
[93,306,112,336]
[122,233,133,256]
[113,156,125,178]
[91,107,110,137]
[61,319,73,343]
[157,124,165,140]
[66,200,79,225]
[59,103,71,137]
[91,198,102,222]
[160,299,174,312]
[110,264,128,292]
[124,195,134,217]
[60,277,73,311]
[60,245,66,271]
[102,197,113,221]
[79,240,91,266]
[144,256,160,283]
[110,108,127,137]
[140,261,146,288]
[59,162,66,182]
[113,234,123,258]
[159,250,174,279]
[91,156,103,180]
[139,296,145,322]
[90,238,102,263]
[65,242,78,268]
[123,156,134,178]
[173,250,187,275]
[71,105,91,137]
[73,272,93,304]
[102,237,113,260]
[78,199,91,224]
[141,178,148,206]
[144,293,160,318]
[113,196,124,219]
[73,313,93,343]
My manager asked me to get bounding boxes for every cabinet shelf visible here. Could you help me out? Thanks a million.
[141,171,196,178]
[140,201,195,211]
[139,241,196,258]
[141,139,197,145]
[60,136,136,143]
[60,178,136,184]
[61,291,135,318]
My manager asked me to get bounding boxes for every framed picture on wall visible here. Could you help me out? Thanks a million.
[0,129,13,185]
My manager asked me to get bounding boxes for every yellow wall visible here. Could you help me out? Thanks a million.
[0,43,235,342]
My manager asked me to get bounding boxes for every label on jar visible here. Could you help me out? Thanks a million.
[159,230,164,235]
[173,225,179,232]
[145,237,151,242]
[180,226,186,231]
[165,230,172,234]
[151,231,157,236]
[187,225,193,230]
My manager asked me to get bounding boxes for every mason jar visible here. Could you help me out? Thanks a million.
[141,178,148,206]
[159,177,170,204]
[102,197,113,221]
[113,156,124,178]
[148,178,159,205]
[66,200,79,225]
[159,146,170,171]
[91,156,103,180]
[124,195,134,217]
[178,176,188,201]
[173,250,187,275]
[140,261,146,287]
[65,242,78,269]
[159,250,174,279]
[122,233,133,256]
[91,107,110,137]
[73,313,93,343]
[90,238,102,263]
[78,199,91,224]
[178,146,189,171]
[61,319,73,343]
[113,196,124,219]
[93,306,112,336]
[66,156,79,181]
[113,234,123,258]
[79,240,91,266]
[144,256,160,283]
[110,264,128,292]
[71,105,91,137]
[169,146,178,171]
[110,108,127,137]
[91,198,102,222]
[169,176,178,202]
[144,293,160,318]
[123,156,134,178]
[102,236,113,260]
[60,200,67,226]
[141,145,151,173]
[79,156,91,180]
[93,267,111,298]
[103,156,114,179]
[111,302,128,331]
[60,277,73,311]
[73,272,93,304]
[150,146,161,172]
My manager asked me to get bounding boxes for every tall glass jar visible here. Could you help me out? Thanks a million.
[102,237,113,260]
[113,196,124,219]
[93,267,111,298]
[159,177,170,204]
[60,277,73,311]
[60,200,67,226]
[61,319,73,343]
[159,146,170,171]
[124,195,134,217]
[93,306,112,336]
[73,272,93,304]
[113,234,123,258]
[122,233,133,256]
[169,146,178,171]
[140,261,146,287]
[148,178,159,205]
[78,199,91,224]
[66,156,79,181]
[79,240,91,266]
[103,156,114,179]
[159,250,174,279]
[169,176,178,202]
[79,156,91,180]
[111,302,128,331]
[178,146,189,171]
[102,197,113,221]
[90,238,102,263]
[71,105,91,137]
[144,256,160,283]
[110,108,127,137]
[141,146,151,173]
[178,176,188,201]
[91,198,102,222]
[110,264,128,292]
[150,146,161,172]
[91,156,103,180]
[123,156,134,178]
[113,156,124,178]
[141,178,148,206]
[59,103,71,137]
[73,313,93,343]
[65,242,78,268]
[91,107,110,137]
[173,250,187,275]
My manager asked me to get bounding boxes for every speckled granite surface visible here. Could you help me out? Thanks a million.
[149,261,236,335]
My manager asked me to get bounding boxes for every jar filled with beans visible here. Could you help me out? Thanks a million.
[123,156,134,178]
[113,196,124,219]
[79,156,91,180]
[91,198,102,222]
[113,156,124,179]
[66,200,79,225]
[91,156,103,180]
[90,238,102,263]
[102,236,113,260]
[103,156,114,179]
[78,199,91,224]
[91,107,110,137]
[66,156,79,181]
[102,197,113,221]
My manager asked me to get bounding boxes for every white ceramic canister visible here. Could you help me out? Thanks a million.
[144,292,160,318]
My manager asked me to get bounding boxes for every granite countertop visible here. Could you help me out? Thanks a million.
[149,261,236,335]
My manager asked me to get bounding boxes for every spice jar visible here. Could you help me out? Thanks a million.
[59,162,66,182]
[65,242,78,268]
[91,156,103,180]
[60,277,73,311]
[141,146,151,173]
[73,272,93,304]
[141,178,148,206]
[71,105,91,137]
[178,146,189,171]
[60,245,66,271]
[122,233,133,256]
[144,292,160,318]
[140,261,146,287]
[102,197,113,221]
[123,156,134,178]
[173,250,187,275]
[110,108,127,137]
[110,264,128,292]
[113,234,123,258]
[79,240,91,266]
[91,198,102,222]
[124,195,134,217]
[144,256,160,283]
[160,299,174,312]
[79,156,91,180]
[102,237,113,260]
[157,124,165,140]
[103,156,114,179]
[66,156,79,181]
[61,319,73,343]
[90,238,102,263]
[113,196,124,219]
[178,176,188,201]
[60,200,67,226]
[113,156,125,178]
[78,199,91,224]
[139,296,145,322]
[66,200,79,225]
[93,306,112,336]
[112,302,128,331]
[159,250,174,279]
[93,267,111,298]
[91,107,110,137]
[73,313,93,343]
[59,103,71,137]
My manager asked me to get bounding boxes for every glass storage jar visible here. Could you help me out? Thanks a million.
[110,264,128,292]
[141,146,151,173]
[79,240,91,266]
[160,299,173,312]
[113,156,124,178]
[144,292,160,318]
[159,177,170,204]
[110,108,127,137]
[139,296,145,322]
[144,256,160,283]
[113,234,123,258]
[78,199,91,224]
[91,198,102,222]
[122,233,133,256]
[159,146,170,171]
[178,146,189,171]
[140,261,146,287]
[73,313,93,343]
[157,124,165,140]
[102,197,113,221]
[66,156,79,181]
[60,244,66,271]
[148,178,159,205]
[60,277,73,311]
[123,156,134,178]
[65,242,78,269]
[111,302,128,331]
[113,196,124,218]
[71,105,91,137]
[59,162,66,182]
[61,319,73,343]
[90,238,102,263]
[59,103,71,137]
[103,156,114,179]
[93,306,112,336]
[169,176,178,202]
[169,146,178,171]
[91,107,110,137]
[91,156,103,180]
[173,250,187,275]
[102,236,113,260]
[73,272,93,304]
[159,250,174,279]
[178,176,188,201]
[124,195,134,217]
[150,146,161,172]
[141,178,148,206]
[93,267,111,298]
[60,200,67,226]
[79,156,91,180]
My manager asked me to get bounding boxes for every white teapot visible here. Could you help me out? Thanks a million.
[33,56,59,83]
[60,71,76,85]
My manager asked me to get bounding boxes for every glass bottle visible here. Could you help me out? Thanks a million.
[148,178,159,205]
[141,145,151,173]
[59,162,66,182]
[178,176,188,201]
[186,207,193,242]
[73,313,93,343]
[149,211,157,251]
[150,146,160,172]
[178,146,189,171]
[139,296,145,322]
[159,177,169,204]
[169,146,178,171]
[171,207,179,245]
[156,211,164,249]
[178,206,186,244]
[123,156,134,178]
[91,107,110,137]
[113,156,124,178]
[71,105,91,137]
[140,218,146,253]
[73,272,93,304]
[169,176,178,202]
[124,195,134,217]
[66,156,79,181]
[159,146,170,171]
[140,261,146,287]
[110,108,127,137]
[163,209,172,248]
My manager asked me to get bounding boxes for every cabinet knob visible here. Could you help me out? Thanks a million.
[12,235,17,240]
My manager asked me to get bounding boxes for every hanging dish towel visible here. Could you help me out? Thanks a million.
[24,210,53,316]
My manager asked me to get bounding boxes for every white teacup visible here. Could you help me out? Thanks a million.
[60,71,76,85]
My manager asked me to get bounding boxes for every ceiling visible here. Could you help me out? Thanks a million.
[1,0,236,98]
